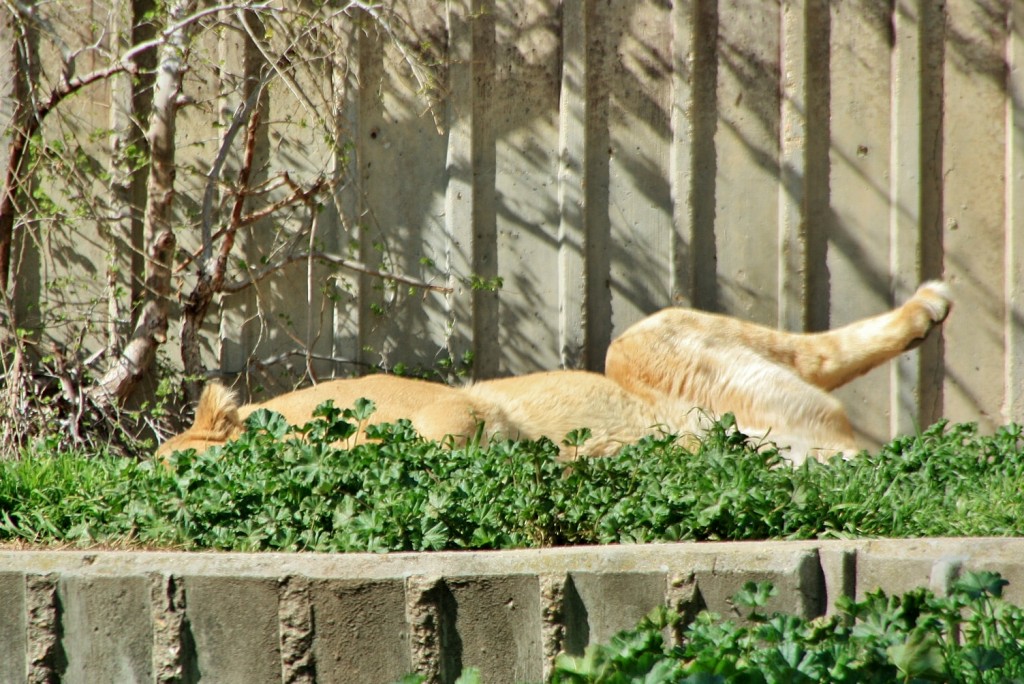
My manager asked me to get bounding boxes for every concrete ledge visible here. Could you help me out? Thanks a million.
[0,538,1021,683]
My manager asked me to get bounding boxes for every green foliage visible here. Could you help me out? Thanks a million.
[547,571,1024,684]
[0,412,1023,551]
[469,274,504,292]
[398,668,482,684]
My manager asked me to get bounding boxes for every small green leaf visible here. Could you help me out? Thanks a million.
[343,397,377,423]
[733,581,777,609]
[962,646,1005,673]
[887,628,945,681]
[953,570,1009,600]
[562,428,593,448]
[245,409,290,439]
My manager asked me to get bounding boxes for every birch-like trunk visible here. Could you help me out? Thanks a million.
[89,0,199,404]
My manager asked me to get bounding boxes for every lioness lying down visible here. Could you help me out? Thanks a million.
[157,281,952,463]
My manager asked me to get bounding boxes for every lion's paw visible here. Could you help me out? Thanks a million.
[913,280,953,324]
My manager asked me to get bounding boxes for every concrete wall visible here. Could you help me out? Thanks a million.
[2,1,1023,450]
[2,538,1023,683]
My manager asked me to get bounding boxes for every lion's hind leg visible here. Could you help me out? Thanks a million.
[785,280,953,391]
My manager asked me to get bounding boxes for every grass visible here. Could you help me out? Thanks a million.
[0,402,1022,551]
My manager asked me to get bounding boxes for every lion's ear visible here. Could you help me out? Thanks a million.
[193,383,243,439]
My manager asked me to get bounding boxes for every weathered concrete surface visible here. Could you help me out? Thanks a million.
[0,539,1022,683]
[60,575,152,683]
[0,573,26,683]
[310,578,409,684]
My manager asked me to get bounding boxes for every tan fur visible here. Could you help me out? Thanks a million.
[156,383,245,456]
[465,370,699,457]
[158,282,952,464]
[604,281,953,462]
[156,375,513,459]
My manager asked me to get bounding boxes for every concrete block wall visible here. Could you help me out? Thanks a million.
[1,539,1022,683]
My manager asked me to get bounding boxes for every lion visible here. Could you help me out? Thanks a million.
[157,281,952,463]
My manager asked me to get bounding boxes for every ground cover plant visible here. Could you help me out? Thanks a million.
[545,571,1024,683]
[0,402,1022,550]
[394,571,1024,683]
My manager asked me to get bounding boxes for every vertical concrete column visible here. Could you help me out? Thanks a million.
[557,0,592,369]
[1006,0,1024,424]
[888,0,946,436]
[670,0,720,311]
[889,0,926,436]
[777,0,831,333]
[327,12,363,370]
[779,0,811,332]
[444,0,476,374]
[669,0,698,308]
[444,0,498,381]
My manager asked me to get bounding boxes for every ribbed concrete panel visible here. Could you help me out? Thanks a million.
[311,578,410,684]
[853,538,1024,606]
[60,575,152,684]
[446,575,543,683]
[0,572,26,684]
[184,576,282,683]
[563,571,668,648]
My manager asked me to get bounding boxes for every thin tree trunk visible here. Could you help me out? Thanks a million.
[0,6,35,295]
[89,0,198,404]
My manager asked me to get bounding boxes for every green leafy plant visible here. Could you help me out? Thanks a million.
[0,410,1023,551]
[549,571,1024,684]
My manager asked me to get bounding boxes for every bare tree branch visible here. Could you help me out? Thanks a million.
[176,173,328,273]
[0,0,276,293]
[222,251,452,295]
[181,78,266,399]
[0,0,451,448]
